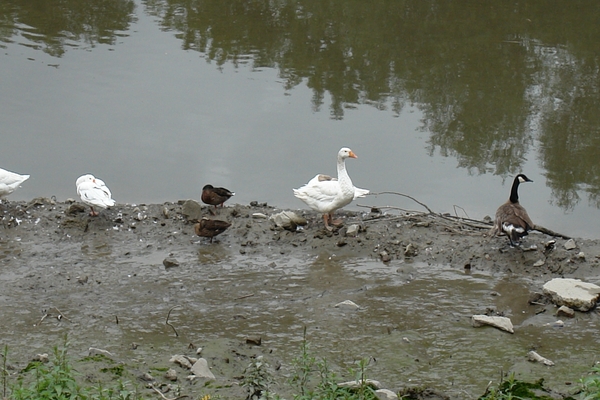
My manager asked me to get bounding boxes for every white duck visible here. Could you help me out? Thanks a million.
[76,174,116,216]
[293,147,367,230]
[0,168,30,199]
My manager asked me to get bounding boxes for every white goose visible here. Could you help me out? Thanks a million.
[0,168,30,199]
[76,174,116,216]
[293,147,367,230]
[307,174,370,200]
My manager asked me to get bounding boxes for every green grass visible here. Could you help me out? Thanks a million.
[3,335,600,400]
[578,366,600,400]
[2,337,140,400]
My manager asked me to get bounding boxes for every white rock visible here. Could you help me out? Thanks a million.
[533,259,545,267]
[184,355,198,364]
[542,278,600,311]
[269,211,307,230]
[335,300,360,309]
[338,379,381,389]
[564,239,577,250]
[165,368,177,381]
[33,353,49,363]
[252,213,268,219]
[196,347,203,355]
[556,305,575,318]
[190,358,216,380]
[471,315,514,333]
[89,347,114,358]
[527,350,555,366]
[375,389,399,400]
[170,354,192,369]
[346,224,360,237]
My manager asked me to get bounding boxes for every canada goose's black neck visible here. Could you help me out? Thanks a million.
[509,176,521,204]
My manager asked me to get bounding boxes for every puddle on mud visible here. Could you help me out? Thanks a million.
[2,236,599,398]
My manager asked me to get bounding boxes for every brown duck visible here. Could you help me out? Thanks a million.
[194,217,231,243]
[491,174,534,246]
[201,184,235,208]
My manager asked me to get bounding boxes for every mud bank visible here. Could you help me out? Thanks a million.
[1,198,599,399]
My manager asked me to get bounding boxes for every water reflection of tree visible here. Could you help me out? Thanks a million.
[4,0,600,210]
[142,0,600,210]
[0,0,135,57]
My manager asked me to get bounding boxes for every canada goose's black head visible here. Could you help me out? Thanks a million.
[509,174,533,203]
[516,174,533,184]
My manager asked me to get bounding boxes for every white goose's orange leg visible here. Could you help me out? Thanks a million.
[323,214,333,231]
[330,213,344,227]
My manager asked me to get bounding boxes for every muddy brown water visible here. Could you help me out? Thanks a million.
[1,199,600,399]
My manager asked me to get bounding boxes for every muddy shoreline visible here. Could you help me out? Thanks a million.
[1,198,599,399]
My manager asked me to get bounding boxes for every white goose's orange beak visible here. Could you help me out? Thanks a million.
[349,150,358,158]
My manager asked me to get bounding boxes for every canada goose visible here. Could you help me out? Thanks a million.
[492,174,534,246]
[293,147,368,231]
[76,174,116,216]
[0,168,29,199]
[194,217,231,243]
[201,184,235,208]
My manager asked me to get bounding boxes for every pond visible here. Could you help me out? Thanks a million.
[2,1,600,239]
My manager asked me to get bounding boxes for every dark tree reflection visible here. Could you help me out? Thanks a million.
[0,0,135,57]
[3,0,600,210]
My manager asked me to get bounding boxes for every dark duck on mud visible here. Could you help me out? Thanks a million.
[194,217,231,243]
[491,174,534,246]
[201,184,235,208]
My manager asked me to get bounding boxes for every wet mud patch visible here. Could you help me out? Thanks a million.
[1,198,600,399]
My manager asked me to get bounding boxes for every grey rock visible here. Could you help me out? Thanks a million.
[190,358,216,380]
[533,259,545,267]
[163,257,180,268]
[88,347,114,358]
[66,203,87,215]
[564,239,577,250]
[170,354,192,369]
[543,278,600,312]
[404,243,418,257]
[181,199,203,221]
[32,353,49,363]
[471,315,514,333]
[335,300,360,310]
[140,372,155,382]
[375,389,399,400]
[269,211,307,231]
[379,250,392,263]
[527,350,555,366]
[246,336,262,346]
[345,224,360,237]
[556,305,575,318]
[165,368,177,381]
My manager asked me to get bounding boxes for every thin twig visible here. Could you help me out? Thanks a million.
[356,204,427,215]
[53,307,71,322]
[37,313,49,326]
[149,384,189,400]
[533,224,571,240]
[166,305,182,337]
[363,192,571,239]
[369,191,435,214]
[235,293,254,300]
[453,205,469,219]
